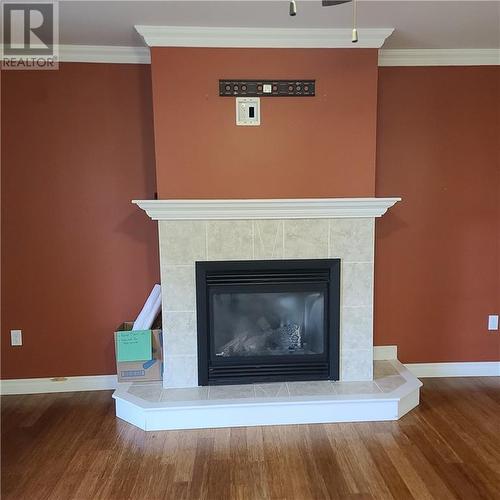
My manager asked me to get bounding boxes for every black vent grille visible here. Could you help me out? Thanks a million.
[209,362,329,385]
[206,269,330,285]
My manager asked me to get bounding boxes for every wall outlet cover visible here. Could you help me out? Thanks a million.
[10,330,22,346]
[488,315,499,331]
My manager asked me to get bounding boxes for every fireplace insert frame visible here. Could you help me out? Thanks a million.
[196,259,340,386]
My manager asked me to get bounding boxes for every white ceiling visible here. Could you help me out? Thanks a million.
[59,1,500,49]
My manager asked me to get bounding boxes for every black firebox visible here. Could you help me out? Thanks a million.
[196,259,340,385]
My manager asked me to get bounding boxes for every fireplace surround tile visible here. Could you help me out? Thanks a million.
[283,219,329,259]
[162,265,196,312]
[207,220,253,260]
[341,262,374,307]
[159,221,206,265]
[159,217,377,386]
[329,218,374,262]
[341,306,373,350]
[254,220,284,259]
[164,311,197,356]
[341,349,373,381]
[164,355,198,387]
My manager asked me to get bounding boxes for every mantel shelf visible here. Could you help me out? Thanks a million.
[132,198,401,221]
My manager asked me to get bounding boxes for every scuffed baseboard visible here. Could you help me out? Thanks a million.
[2,353,499,395]
[0,374,117,395]
[373,346,500,377]
[405,362,500,378]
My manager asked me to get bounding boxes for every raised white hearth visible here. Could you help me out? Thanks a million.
[133,198,401,389]
[113,359,421,431]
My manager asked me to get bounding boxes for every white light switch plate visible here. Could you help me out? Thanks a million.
[488,315,499,331]
[10,330,22,346]
[236,97,260,126]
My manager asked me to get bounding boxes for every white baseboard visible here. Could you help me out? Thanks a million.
[373,345,398,360]
[2,358,498,395]
[1,349,398,395]
[0,375,117,395]
[405,362,500,378]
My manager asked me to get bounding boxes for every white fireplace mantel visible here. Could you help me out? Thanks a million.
[132,198,401,221]
[134,26,394,49]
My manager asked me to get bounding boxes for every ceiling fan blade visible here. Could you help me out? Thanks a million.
[322,0,352,6]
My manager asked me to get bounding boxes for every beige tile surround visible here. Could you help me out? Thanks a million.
[159,218,375,388]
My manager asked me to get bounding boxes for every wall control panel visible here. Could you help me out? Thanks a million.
[236,97,260,126]
[220,80,315,97]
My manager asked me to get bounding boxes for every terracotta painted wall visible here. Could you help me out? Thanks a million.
[150,48,379,199]
[2,61,498,380]
[1,64,159,378]
[374,66,500,363]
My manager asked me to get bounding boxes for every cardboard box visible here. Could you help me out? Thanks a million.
[114,322,163,383]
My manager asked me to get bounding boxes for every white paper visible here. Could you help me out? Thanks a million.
[139,293,162,331]
[132,284,161,330]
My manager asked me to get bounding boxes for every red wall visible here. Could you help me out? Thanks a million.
[1,64,159,378]
[375,66,500,363]
[1,62,499,380]
[151,48,379,199]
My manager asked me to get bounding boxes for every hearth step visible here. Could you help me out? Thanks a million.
[113,360,422,431]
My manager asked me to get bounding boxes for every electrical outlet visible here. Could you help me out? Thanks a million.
[10,330,22,346]
[488,315,499,331]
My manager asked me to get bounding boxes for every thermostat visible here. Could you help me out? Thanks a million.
[236,97,260,126]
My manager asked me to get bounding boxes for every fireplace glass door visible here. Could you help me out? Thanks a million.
[196,259,340,385]
[211,288,326,358]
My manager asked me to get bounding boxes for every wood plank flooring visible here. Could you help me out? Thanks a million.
[1,377,499,499]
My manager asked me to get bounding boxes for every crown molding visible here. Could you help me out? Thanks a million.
[58,44,150,64]
[18,44,495,67]
[132,198,401,221]
[379,48,500,67]
[135,26,394,49]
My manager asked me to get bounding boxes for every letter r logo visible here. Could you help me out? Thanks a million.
[3,3,54,55]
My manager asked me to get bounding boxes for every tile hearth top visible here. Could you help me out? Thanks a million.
[115,360,414,409]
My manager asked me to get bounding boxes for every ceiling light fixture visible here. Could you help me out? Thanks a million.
[320,1,359,43]
[352,0,358,43]
[289,0,297,17]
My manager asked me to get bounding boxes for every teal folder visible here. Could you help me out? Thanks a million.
[116,330,152,362]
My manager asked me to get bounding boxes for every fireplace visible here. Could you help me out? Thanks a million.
[196,259,340,385]
[133,197,400,387]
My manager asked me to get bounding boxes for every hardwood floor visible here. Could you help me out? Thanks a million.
[1,377,499,499]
